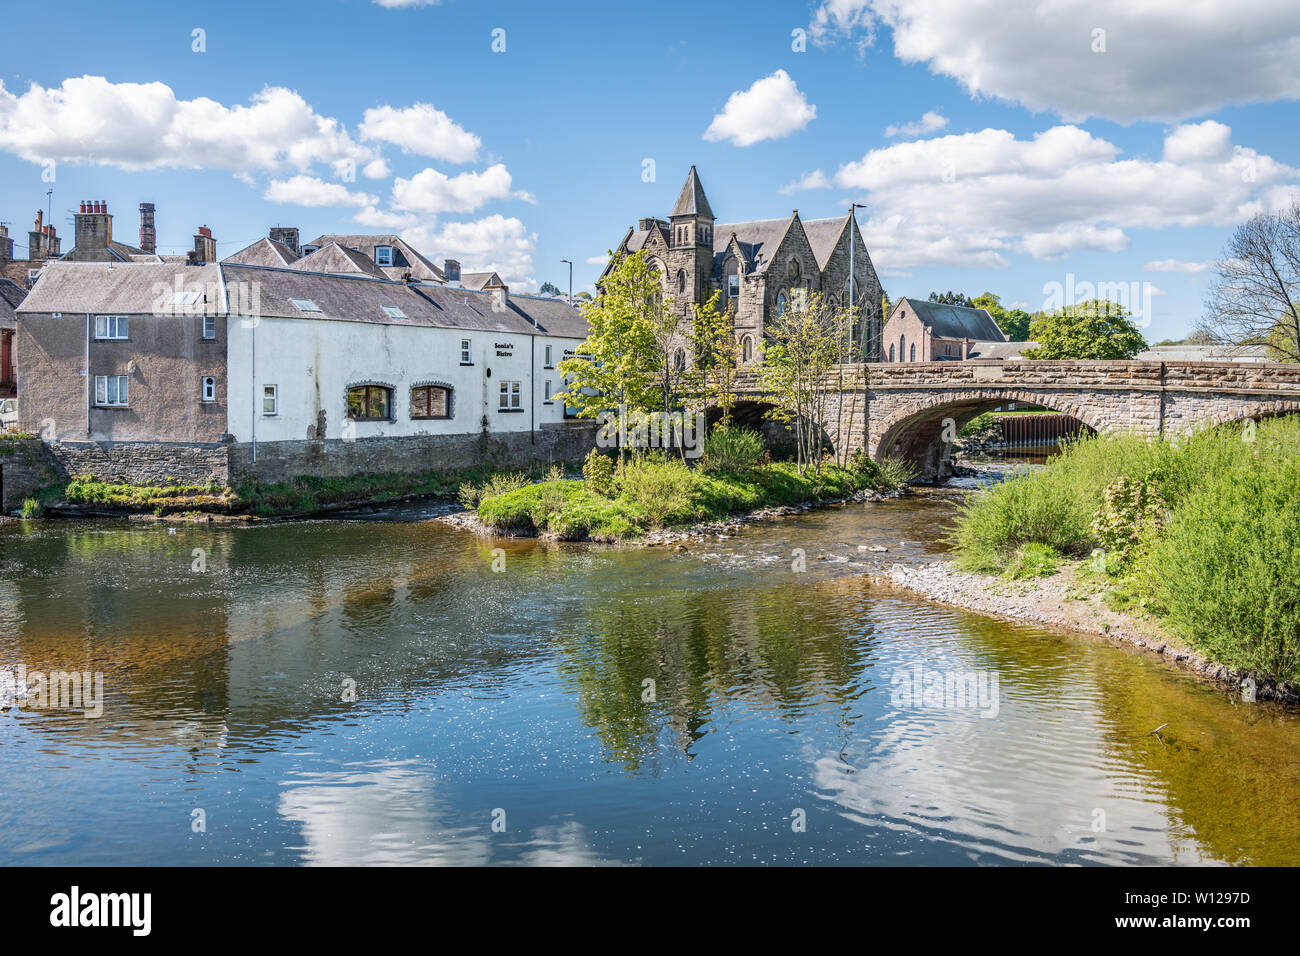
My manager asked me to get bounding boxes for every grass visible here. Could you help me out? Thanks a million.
[475,450,913,542]
[950,417,1300,683]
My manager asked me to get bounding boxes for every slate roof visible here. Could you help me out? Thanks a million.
[460,271,504,291]
[897,297,1007,342]
[291,242,388,278]
[670,166,715,219]
[305,233,445,282]
[223,237,300,268]
[17,262,226,315]
[0,277,25,330]
[712,216,793,272]
[966,341,1037,359]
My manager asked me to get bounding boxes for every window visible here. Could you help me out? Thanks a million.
[776,292,788,317]
[728,273,740,298]
[374,245,394,267]
[910,344,916,362]
[787,259,800,281]
[544,379,554,404]
[289,298,321,314]
[410,385,451,420]
[382,306,407,319]
[677,269,686,294]
[673,348,686,372]
[94,315,129,340]
[94,375,129,406]
[899,335,906,362]
[741,336,753,363]
[300,245,320,256]
[498,380,522,411]
[262,384,279,416]
[347,385,391,421]
[889,344,896,362]
[460,339,473,364]
[201,376,216,403]
[544,344,554,368]
[202,315,216,340]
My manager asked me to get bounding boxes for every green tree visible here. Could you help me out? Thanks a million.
[690,291,741,428]
[556,251,665,463]
[1022,299,1147,359]
[971,291,1031,341]
[929,290,973,307]
[539,281,563,297]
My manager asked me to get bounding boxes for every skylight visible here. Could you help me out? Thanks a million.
[290,298,321,313]
[382,306,407,319]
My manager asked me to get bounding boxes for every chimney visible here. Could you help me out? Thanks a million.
[0,223,12,263]
[962,337,971,361]
[139,202,156,254]
[443,258,461,283]
[269,226,299,256]
[72,199,112,257]
[193,225,216,264]
[487,282,510,313]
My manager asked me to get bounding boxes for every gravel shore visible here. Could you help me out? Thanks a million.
[879,561,1300,705]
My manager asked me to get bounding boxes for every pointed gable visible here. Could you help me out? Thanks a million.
[670,166,715,220]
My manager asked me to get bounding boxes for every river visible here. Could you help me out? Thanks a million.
[1,476,1297,866]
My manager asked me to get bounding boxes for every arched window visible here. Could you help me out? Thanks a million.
[673,348,687,371]
[677,269,686,294]
[889,344,896,362]
[776,291,788,317]
[410,384,452,420]
[910,344,916,362]
[899,335,906,362]
[787,259,800,281]
[347,384,392,421]
[741,336,753,363]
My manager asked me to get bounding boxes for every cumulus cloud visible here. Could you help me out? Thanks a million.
[884,109,948,138]
[410,214,538,290]
[829,121,1299,270]
[0,76,376,173]
[390,163,533,215]
[809,0,1300,123]
[779,169,831,193]
[359,103,480,163]
[264,175,378,208]
[703,69,816,146]
[586,254,610,266]
[1142,259,1213,273]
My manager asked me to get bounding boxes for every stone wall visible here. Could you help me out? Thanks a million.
[0,438,60,512]
[45,440,231,485]
[229,421,598,485]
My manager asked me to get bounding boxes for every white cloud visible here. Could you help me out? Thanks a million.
[412,214,538,291]
[703,69,816,147]
[779,169,831,193]
[809,0,1300,123]
[264,175,378,208]
[0,76,376,173]
[832,121,1299,270]
[352,205,418,229]
[362,158,391,179]
[390,163,533,215]
[884,109,948,138]
[1143,258,1213,273]
[359,103,480,163]
[586,254,610,266]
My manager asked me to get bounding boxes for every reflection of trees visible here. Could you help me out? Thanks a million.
[556,577,880,772]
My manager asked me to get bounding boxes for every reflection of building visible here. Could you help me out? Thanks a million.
[883,297,1033,362]
[606,166,885,367]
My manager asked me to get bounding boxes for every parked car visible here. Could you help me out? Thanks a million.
[0,398,18,431]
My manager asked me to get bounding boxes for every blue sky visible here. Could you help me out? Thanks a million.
[1,0,1297,342]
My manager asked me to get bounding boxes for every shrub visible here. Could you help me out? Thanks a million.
[459,471,529,509]
[702,427,766,474]
[1089,474,1166,567]
[876,455,919,491]
[19,497,41,519]
[1003,542,1061,579]
[614,455,695,527]
[581,449,615,497]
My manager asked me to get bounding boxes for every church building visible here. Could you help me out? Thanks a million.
[605,167,885,366]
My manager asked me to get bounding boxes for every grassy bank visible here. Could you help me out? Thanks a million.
[950,416,1300,683]
[474,432,915,542]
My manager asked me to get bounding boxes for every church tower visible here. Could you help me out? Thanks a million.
[666,166,716,312]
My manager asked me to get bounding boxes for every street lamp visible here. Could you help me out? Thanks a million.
[847,202,868,363]
[560,258,573,307]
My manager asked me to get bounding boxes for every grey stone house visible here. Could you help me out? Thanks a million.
[605,166,885,366]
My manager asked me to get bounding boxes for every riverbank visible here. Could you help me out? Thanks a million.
[879,559,1300,705]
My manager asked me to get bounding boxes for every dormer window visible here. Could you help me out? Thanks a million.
[300,245,319,256]
[374,245,394,267]
[290,298,321,314]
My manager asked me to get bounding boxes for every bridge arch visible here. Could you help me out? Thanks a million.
[874,389,1106,481]
[1191,399,1300,432]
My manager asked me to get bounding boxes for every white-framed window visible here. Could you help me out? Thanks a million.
[202,314,216,340]
[289,298,321,314]
[94,374,129,406]
[498,380,522,410]
[262,384,279,416]
[381,305,406,319]
[728,274,740,297]
[544,344,553,368]
[460,339,473,364]
[544,379,554,404]
[201,376,216,403]
[374,245,394,267]
[94,315,129,340]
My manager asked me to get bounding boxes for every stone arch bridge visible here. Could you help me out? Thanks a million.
[729,360,1300,480]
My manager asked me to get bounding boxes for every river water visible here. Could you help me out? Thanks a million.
[1,474,1297,866]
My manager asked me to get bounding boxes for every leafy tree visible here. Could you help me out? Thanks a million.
[539,281,563,297]
[1022,299,1147,359]
[556,251,665,463]
[929,290,973,307]
[690,291,741,428]
[574,291,593,302]
[971,291,1032,341]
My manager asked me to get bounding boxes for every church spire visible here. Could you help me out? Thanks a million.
[670,165,714,220]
